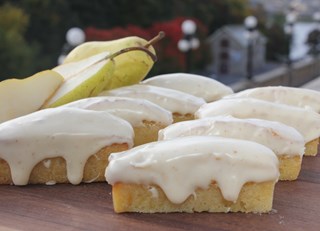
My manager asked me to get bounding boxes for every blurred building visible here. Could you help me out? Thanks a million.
[208,25,267,77]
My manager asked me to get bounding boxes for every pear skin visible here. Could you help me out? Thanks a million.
[63,36,154,63]
[63,36,156,90]
[0,70,63,123]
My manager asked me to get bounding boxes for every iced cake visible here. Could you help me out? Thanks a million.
[106,136,279,213]
[196,98,320,156]
[63,96,173,146]
[0,107,134,185]
[142,73,233,102]
[159,116,305,180]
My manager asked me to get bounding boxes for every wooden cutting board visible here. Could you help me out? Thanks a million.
[0,148,319,231]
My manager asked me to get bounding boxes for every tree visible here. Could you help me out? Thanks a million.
[1,0,252,78]
[252,5,288,62]
[264,22,288,61]
[68,0,170,28]
[16,0,75,70]
[306,29,320,57]
[0,3,37,80]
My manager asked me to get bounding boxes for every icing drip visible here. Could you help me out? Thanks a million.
[45,181,56,186]
[147,186,159,198]
[42,159,51,168]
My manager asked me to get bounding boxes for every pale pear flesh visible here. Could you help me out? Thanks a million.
[44,59,115,108]
[0,70,63,123]
[53,51,110,80]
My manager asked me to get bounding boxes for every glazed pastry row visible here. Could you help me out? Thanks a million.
[1,73,320,214]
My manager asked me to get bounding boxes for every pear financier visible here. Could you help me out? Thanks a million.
[159,116,305,180]
[225,86,320,113]
[195,98,320,156]
[63,96,173,146]
[142,73,233,102]
[106,136,279,213]
[0,108,134,185]
[99,84,206,123]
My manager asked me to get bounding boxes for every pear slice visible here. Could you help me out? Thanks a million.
[43,58,115,108]
[0,70,63,123]
[53,51,110,80]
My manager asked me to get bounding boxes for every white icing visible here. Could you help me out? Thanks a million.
[84,174,100,183]
[99,84,206,115]
[45,181,56,186]
[196,98,320,143]
[159,116,305,156]
[225,86,320,113]
[0,107,134,185]
[142,73,233,102]
[106,136,279,203]
[147,186,159,198]
[42,159,51,169]
[62,96,173,127]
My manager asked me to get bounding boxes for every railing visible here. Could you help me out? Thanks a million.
[231,57,320,92]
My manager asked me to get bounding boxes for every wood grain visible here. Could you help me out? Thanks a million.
[0,148,319,231]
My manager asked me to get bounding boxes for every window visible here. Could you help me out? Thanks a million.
[220,52,229,60]
[220,39,229,47]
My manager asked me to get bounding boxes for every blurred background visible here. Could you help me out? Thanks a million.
[0,0,319,88]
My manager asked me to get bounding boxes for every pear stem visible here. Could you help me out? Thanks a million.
[109,46,158,62]
[144,31,165,48]
[95,32,165,65]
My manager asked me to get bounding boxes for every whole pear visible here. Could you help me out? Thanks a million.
[63,33,163,90]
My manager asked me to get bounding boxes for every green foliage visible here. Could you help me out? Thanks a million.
[67,0,250,72]
[0,0,252,79]
[252,5,288,62]
[0,3,37,80]
[265,24,288,61]
[68,0,171,28]
[65,0,250,34]
[17,0,75,70]
[197,0,250,34]
[306,29,320,56]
